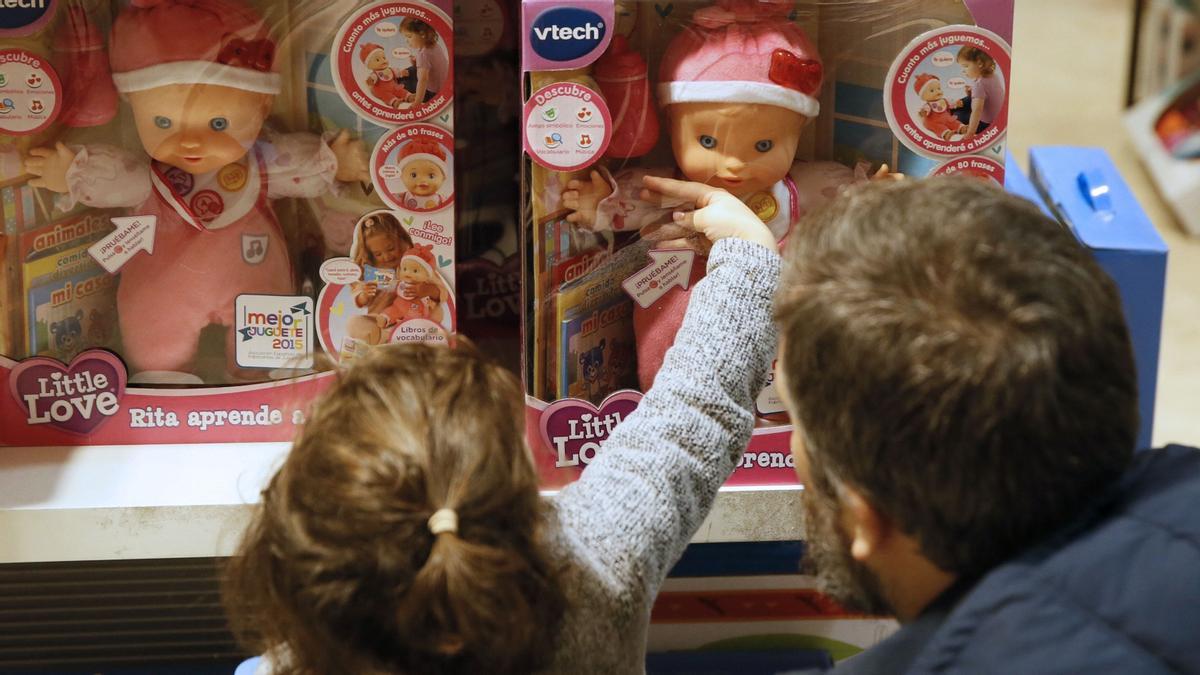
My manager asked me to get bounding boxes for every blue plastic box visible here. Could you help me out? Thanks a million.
[1008,147,1168,451]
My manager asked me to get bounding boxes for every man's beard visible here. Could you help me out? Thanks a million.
[800,484,894,616]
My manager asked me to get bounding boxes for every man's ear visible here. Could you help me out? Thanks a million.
[841,486,891,563]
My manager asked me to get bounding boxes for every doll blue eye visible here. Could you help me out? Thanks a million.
[154,116,172,129]
[755,140,774,153]
[209,117,229,131]
[698,135,717,149]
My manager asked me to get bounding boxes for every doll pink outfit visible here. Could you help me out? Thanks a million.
[381,287,434,324]
[57,0,344,378]
[63,136,339,374]
[921,99,962,137]
[369,68,409,105]
[396,191,448,210]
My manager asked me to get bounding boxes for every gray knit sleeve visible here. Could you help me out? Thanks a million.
[552,237,781,597]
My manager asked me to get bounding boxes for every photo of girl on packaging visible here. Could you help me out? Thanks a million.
[317,211,453,362]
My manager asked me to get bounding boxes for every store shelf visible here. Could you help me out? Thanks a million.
[0,443,804,564]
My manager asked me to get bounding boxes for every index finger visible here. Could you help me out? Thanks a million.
[641,175,724,207]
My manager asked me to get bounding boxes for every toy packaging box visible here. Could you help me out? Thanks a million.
[519,0,1015,486]
[1,0,459,445]
[646,574,897,669]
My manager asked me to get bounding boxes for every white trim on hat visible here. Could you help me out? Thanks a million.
[113,61,281,94]
[658,80,820,118]
[398,153,447,170]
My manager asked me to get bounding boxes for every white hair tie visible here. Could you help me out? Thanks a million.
[428,508,458,535]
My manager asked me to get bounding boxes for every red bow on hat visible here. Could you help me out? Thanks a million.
[218,37,275,72]
[769,49,822,97]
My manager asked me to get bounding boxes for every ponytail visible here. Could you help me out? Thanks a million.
[223,342,565,675]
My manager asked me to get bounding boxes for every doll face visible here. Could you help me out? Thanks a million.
[919,79,943,102]
[366,49,389,72]
[958,57,984,80]
[128,83,272,175]
[366,231,408,268]
[401,159,445,196]
[669,102,807,198]
[399,257,431,282]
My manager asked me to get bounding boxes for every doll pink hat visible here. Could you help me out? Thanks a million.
[109,0,280,95]
[402,244,437,277]
[397,139,447,170]
[913,73,939,95]
[658,0,822,118]
[359,42,386,64]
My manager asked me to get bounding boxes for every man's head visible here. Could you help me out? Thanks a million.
[774,178,1138,615]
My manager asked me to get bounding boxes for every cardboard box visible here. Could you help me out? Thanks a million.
[1,0,457,446]
[519,0,1016,487]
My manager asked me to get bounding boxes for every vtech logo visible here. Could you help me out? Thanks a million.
[530,7,605,62]
[0,0,51,34]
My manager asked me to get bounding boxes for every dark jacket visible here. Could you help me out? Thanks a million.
[834,444,1200,674]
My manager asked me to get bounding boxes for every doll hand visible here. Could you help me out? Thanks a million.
[375,314,391,329]
[331,130,370,183]
[562,170,612,227]
[24,142,77,193]
[643,176,776,252]
[870,164,904,182]
[366,72,379,86]
[404,92,416,103]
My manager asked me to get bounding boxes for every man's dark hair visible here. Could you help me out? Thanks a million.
[775,177,1139,578]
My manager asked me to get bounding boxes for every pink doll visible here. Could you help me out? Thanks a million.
[360,42,411,108]
[23,0,370,385]
[913,73,967,141]
[562,0,892,390]
[394,139,449,210]
[379,244,444,324]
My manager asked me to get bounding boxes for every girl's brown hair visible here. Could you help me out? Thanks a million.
[352,211,413,267]
[400,18,439,46]
[223,342,565,675]
[957,46,997,76]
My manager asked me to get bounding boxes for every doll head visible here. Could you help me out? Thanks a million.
[397,140,447,198]
[224,342,566,674]
[657,0,822,197]
[353,211,414,268]
[399,244,437,283]
[359,43,390,72]
[914,74,944,103]
[957,46,997,80]
[109,0,280,175]
[400,18,439,48]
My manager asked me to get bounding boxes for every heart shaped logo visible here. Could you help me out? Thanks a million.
[9,350,127,435]
[539,391,642,468]
[437,254,452,268]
